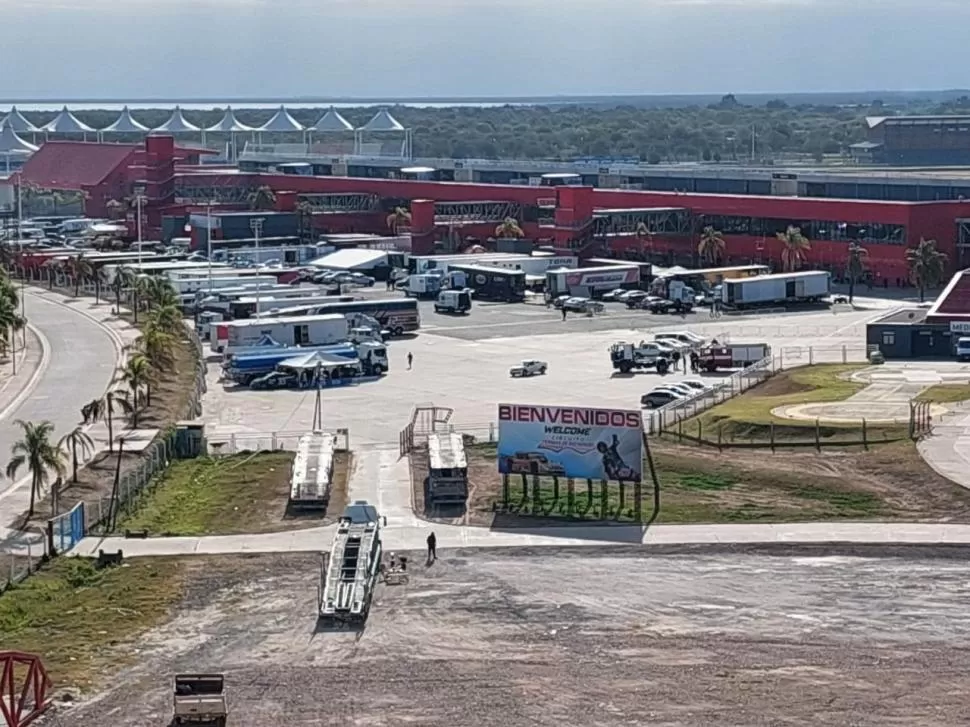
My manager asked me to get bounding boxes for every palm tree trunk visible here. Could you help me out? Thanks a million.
[28,472,37,516]
[74,275,80,297]
[95,279,100,304]
[72,439,79,483]
[107,404,114,453]
[133,290,139,323]
[848,277,855,304]
[919,282,925,304]
[115,287,121,313]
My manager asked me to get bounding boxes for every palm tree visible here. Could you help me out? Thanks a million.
[131,324,177,371]
[66,255,94,297]
[247,185,277,211]
[82,393,120,453]
[296,200,315,243]
[140,277,178,311]
[385,207,411,234]
[6,419,66,517]
[112,265,137,316]
[0,293,25,368]
[58,426,95,484]
[776,226,811,272]
[906,237,949,303]
[844,242,868,303]
[494,217,524,239]
[697,226,726,265]
[105,199,126,220]
[634,222,654,259]
[118,355,155,426]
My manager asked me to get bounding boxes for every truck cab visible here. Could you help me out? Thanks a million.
[172,674,227,727]
[349,326,383,344]
[434,288,472,314]
[609,341,671,374]
[356,342,389,375]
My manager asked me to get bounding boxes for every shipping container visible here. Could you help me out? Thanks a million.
[720,270,830,308]
[446,263,526,302]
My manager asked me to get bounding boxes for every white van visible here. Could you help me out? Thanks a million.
[957,337,970,362]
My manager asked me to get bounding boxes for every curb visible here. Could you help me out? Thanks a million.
[0,322,50,425]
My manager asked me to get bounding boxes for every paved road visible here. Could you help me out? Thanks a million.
[0,290,119,504]
[919,401,970,491]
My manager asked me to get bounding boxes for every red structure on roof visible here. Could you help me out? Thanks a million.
[926,268,970,323]
[18,141,137,191]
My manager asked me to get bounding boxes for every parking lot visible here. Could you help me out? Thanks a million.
[203,306,881,447]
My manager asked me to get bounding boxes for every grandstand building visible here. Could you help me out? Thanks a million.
[856,115,970,166]
[14,135,970,283]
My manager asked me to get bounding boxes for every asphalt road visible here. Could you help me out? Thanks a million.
[0,291,117,498]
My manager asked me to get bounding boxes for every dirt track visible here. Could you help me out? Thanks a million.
[49,548,970,727]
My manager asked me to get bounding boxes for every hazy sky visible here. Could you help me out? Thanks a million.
[2,0,969,99]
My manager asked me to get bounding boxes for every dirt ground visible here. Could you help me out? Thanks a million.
[44,548,970,727]
[422,439,970,527]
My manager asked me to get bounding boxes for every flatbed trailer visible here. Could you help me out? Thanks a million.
[288,432,337,511]
[317,501,385,626]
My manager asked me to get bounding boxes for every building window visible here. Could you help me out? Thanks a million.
[882,331,896,346]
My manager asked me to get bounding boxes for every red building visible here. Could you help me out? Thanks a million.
[17,136,970,283]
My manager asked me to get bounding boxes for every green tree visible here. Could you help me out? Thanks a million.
[82,393,120,453]
[6,419,66,517]
[66,254,94,297]
[905,237,948,303]
[844,242,868,303]
[494,217,524,239]
[247,185,277,211]
[117,355,155,426]
[385,207,411,234]
[58,425,95,484]
[776,226,811,272]
[698,226,726,265]
[112,265,137,317]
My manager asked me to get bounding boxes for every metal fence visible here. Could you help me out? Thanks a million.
[209,428,351,456]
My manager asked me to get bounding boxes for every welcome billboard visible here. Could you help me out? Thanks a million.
[497,404,644,483]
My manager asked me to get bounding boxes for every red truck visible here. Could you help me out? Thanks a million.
[697,343,771,372]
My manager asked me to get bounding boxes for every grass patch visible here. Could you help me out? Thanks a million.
[118,451,296,536]
[916,383,970,404]
[0,557,183,688]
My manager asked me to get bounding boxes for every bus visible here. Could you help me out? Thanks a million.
[273,298,420,336]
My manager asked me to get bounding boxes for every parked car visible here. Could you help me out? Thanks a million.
[510,359,548,377]
[622,291,651,307]
[249,371,298,390]
[640,390,684,409]
[651,383,697,397]
[655,331,706,347]
[679,379,711,391]
[601,288,627,301]
[561,296,591,312]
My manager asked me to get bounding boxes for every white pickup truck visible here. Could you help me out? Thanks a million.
[509,359,548,377]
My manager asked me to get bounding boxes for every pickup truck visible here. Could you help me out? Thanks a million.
[173,674,227,727]
[510,359,548,377]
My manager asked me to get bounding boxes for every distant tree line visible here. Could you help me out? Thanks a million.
[14,94,967,164]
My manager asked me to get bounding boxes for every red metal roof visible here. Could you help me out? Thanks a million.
[927,269,970,321]
[19,141,137,191]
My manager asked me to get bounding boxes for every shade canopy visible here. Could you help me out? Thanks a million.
[206,107,253,132]
[43,106,94,133]
[102,106,149,133]
[153,106,200,133]
[359,108,404,132]
[311,107,354,132]
[258,106,304,133]
[1,107,38,133]
[0,124,39,153]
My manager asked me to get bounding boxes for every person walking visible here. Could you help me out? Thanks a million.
[561,307,568,321]
[407,352,413,370]
[426,531,437,563]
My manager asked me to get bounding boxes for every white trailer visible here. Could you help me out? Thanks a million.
[546,264,640,297]
[720,271,830,308]
[213,313,349,353]
[289,432,337,511]
[170,275,278,298]
[426,432,468,506]
[411,253,577,276]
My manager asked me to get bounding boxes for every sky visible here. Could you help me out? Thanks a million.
[2,0,969,100]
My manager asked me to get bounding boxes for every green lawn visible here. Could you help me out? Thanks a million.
[118,451,297,536]
[916,383,970,404]
[0,558,183,688]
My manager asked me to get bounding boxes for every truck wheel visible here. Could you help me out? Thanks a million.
[619,362,632,374]
[657,359,669,375]
[392,326,404,337]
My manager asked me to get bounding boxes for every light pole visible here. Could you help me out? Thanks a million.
[206,202,214,295]
[132,185,146,269]
[16,182,25,347]
[250,217,264,319]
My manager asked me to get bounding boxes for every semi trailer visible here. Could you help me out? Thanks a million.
[720,271,830,309]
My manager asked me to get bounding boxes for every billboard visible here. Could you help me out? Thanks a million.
[497,404,644,482]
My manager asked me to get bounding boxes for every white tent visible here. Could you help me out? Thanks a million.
[0,107,38,133]
[206,107,253,132]
[153,106,200,133]
[43,106,94,133]
[311,107,354,132]
[101,106,149,133]
[258,106,304,133]
[0,125,39,153]
[359,108,404,132]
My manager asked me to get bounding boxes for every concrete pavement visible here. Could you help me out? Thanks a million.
[918,401,970,491]
[0,288,136,537]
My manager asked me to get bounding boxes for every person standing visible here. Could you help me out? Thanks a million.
[407,352,413,370]
[426,531,437,562]
[561,307,568,321]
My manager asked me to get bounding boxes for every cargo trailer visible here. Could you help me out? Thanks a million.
[213,313,349,354]
[720,271,830,309]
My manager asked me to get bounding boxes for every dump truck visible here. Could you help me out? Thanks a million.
[172,674,227,727]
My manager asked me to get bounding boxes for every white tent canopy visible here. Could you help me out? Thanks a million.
[359,109,404,132]
[102,106,149,133]
[311,107,354,132]
[206,107,253,132]
[0,125,39,153]
[43,106,94,133]
[258,106,304,133]
[153,106,200,133]
[1,107,38,133]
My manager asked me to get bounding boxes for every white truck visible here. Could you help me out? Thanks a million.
[509,359,548,377]
[697,343,771,372]
[957,336,970,362]
[213,313,352,354]
[720,271,830,309]
[172,674,227,727]
[609,341,672,374]
[434,288,473,314]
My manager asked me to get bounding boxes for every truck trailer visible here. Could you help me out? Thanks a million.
[225,341,388,383]
[546,264,640,298]
[720,271,830,309]
[426,432,469,507]
[213,313,349,354]
[446,263,526,302]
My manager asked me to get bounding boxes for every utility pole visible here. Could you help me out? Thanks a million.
[311,362,323,431]
[250,217,264,319]
[206,202,214,295]
[16,182,25,346]
[133,184,147,269]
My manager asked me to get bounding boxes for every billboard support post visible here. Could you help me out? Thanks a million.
[532,474,541,513]
[567,479,575,519]
[502,474,510,508]
[600,480,608,518]
[642,432,661,525]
